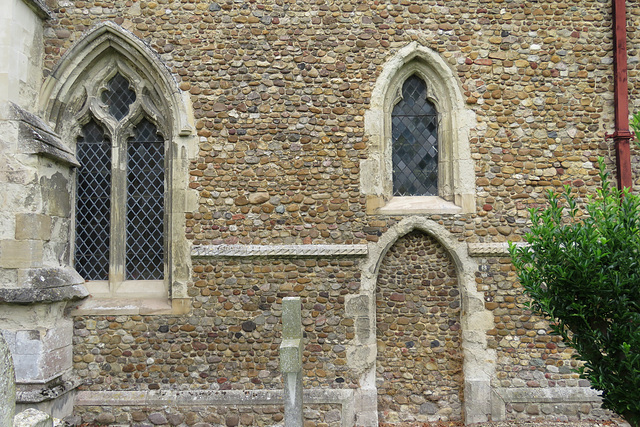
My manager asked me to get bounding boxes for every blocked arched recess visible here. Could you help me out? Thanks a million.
[346,217,496,426]
[38,22,197,301]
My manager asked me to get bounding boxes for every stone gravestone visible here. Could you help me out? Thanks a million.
[0,332,16,426]
[280,297,303,427]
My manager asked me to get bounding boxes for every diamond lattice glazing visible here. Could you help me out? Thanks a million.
[101,73,136,121]
[75,120,111,280]
[126,119,165,280]
[392,75,439,196]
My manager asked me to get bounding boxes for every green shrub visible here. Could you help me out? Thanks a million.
[510,158,640,426]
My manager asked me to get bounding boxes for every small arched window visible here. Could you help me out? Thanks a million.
[75,73,165,283]
[362,43,476,214]
[392,75,439,196]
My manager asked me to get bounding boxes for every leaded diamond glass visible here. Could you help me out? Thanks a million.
[392,75,439,196]
[101,73,136,121]
[75,120,111,280]
[126,119,164,280]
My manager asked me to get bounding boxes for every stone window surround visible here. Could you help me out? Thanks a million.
[39,22,196,315]
[362,42,476,215]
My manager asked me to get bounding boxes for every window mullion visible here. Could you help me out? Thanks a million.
[109,132,127,288]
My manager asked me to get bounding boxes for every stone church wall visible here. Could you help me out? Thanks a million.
[72,258,361,391]
[2,0,637,424]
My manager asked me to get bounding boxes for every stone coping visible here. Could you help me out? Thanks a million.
[0,267,88,304]
[76,389,354,427]
[192,244,369,258]
[17,376,82,404]
[21,0,53,20]
[493,386,602,403]
[10,103,79,167]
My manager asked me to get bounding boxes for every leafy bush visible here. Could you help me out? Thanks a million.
[510,159,640,426]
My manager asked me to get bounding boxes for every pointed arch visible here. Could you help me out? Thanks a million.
[362,42,476,214]
[40,21,192,136]
[38,22,196,310]
[347,217,495,425]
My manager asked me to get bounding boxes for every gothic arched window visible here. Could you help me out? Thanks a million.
[362,43,476,214]
[41,23,194,311]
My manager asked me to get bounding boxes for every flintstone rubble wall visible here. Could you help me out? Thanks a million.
[31,0,640,424]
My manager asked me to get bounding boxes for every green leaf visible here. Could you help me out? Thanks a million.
[511,155,640,425]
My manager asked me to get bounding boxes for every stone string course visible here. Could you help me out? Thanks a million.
[192,243,368,257]
[38,0,640,424]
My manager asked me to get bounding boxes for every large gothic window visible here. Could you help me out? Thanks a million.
[391,75,439,196]
[74,72,165,283]
[42,23,194,309]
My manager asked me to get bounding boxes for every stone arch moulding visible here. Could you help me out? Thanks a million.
[346,217,495,426]
[362,42,476,215]
[39,21,197,310]
[40,21,193,136]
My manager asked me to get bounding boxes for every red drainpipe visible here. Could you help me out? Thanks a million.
[610,0,633,190]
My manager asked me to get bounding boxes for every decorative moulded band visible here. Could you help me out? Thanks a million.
[191,244,369,258]
[467,242,527,257]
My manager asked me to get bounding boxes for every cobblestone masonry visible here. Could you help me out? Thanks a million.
[36,0,640,423]
[73,259,359,391]
[74,403,342,426]
[479,256,581,389]
[43,1,640,247]
[504,401,608,422]
[376,231,462,424]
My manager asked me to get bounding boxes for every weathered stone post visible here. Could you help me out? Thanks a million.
[280,297,303,427]
[0,332,16,427]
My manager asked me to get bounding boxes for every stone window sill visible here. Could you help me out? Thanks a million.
[374,196,463,215]
[68,280,190,315]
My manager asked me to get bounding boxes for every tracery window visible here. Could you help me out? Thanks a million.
[41,23,195,312]
[391,75,439,196]
[74,72,165,283]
